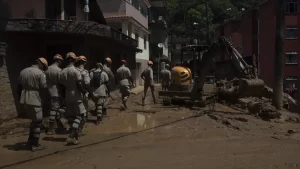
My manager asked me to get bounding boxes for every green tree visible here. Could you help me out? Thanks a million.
[186,3,214,43]
[165,0,259,41]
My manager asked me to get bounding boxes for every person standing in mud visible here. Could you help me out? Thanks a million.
[116,60,134,110]
[160,64,171,91]
[75,55,91,134]
[90,63,109,124]
[102,57,114,117]
[45,54,65,135]
[59,52,88,145]
[18,57,48,151]
[141,61,156,106]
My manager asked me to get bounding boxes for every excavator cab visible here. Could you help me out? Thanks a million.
[159,45,209,105]
[180,45,209,81]
[168,45,209,92]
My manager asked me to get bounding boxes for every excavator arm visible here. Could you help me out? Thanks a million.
[194,36,256,94]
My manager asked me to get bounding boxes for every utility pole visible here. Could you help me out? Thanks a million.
[205,0,210,45]
[273,0,285,110]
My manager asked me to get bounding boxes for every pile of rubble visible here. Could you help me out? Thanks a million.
[216,78,299,121]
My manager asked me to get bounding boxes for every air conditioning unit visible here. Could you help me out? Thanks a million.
[158,16,163,21]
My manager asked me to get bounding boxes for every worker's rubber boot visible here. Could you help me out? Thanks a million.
[121,101,127,110]
[26,133,34,148]
[78,118,86,136]
[31,138,46,152]
[46,122,56,135]
[31,144,46,152]
[66,129,79,145]
[103,108,107,117]
[124,102,128,109]
[95,116,102,125]
[66,137,79,145]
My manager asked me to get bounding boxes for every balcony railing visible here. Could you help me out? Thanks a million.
[0,19,138,48]
[124,0,148,17]
[110,27,138,47]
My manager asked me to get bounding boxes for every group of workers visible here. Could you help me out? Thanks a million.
[17,52,172,152]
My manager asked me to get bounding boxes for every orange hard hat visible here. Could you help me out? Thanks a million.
[105,57,112,63]
[53,54,63,61]
[77,55,87,62]
[148,60,153,65]
[121,60,126,63]
[37,57,48,69]
[66,52,76,60]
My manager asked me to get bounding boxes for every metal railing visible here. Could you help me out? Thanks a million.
[1,18,138,47]
[110,27,138,47]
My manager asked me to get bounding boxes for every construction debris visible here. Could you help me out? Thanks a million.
[216,78,299,121]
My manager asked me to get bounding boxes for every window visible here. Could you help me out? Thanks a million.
[131,0,139,8]
[284,76,298,90]
[286,27,298,39]
[128,24,132,37]
[64,0,76,20]
[285,52,298,64]
[172,44,176,49]
[135,33,139,47]
[140,6,148,17]
[144,35,147,49]
[286,0,298,13]
[45,0,61,19]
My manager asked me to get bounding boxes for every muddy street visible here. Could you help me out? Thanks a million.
[1,87,300,169]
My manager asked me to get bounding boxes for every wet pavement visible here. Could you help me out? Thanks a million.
[1,86,300,169]
[0,88,195,168]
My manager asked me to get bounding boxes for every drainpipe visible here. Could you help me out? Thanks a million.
[84,0,89,21]
[61,0,64,20]
[252,1,259,76]
[220,24,225,60]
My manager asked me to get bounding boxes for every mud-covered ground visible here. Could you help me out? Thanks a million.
[1,87,300,169]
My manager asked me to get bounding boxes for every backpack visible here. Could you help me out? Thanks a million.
[93,71,102,88]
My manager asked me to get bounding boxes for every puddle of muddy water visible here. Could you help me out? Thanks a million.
[88,113,158,135]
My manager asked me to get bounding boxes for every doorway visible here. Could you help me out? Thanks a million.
[46,44,72,65]
[136,62,142,86]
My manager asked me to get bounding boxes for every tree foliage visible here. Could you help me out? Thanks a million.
[165,0,262,42]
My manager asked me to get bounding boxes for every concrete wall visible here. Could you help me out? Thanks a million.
[76,0,85,21]
[0,52,16,121]
[150,24,168,57]
[119,21,149,85]
[0,0,86,21]
[97,0,126,16]
[1,0,46,18]
[125,23,149,61]
[125,2,148,29]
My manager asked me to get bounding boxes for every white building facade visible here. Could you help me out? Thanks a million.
[98,0,151,86]
[148,0,169,82]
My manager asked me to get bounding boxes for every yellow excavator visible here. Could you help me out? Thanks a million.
[159,36,265,106]
[168,44,209,93]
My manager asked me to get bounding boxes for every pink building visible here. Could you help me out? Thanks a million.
[215,0,300,98]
